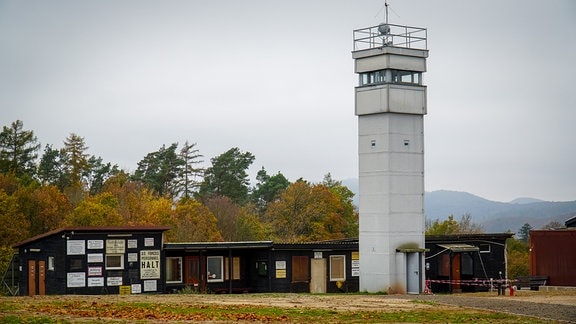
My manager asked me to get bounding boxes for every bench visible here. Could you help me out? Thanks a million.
[515,275,548,290]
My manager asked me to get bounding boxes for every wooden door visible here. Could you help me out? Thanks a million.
[451,253,461,292]
[28,260,36,297]
[184,256,204,291]
[38,260,46,295]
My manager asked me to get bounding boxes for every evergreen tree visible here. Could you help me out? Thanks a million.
[62,133,90,186]
[0,120,40,178]
[199,147,255,204]
[85,156,120,195]
[178,141,204,199]
[133,143,185,197]
[517,223,533,242]
[251,167,290,213]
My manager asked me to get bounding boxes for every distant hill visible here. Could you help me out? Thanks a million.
[341,179,576,234]
[424,190,576,233]
[508,197,545,204]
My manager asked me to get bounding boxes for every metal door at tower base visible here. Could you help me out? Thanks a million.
[406,252,421,294]
[310,258,326,293]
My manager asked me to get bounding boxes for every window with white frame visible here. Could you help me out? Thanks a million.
[105,254,124,270]
[166,257,182,283]
[330,255,346,282]
[207,256,224,282]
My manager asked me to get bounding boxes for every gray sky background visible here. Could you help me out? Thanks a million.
[1,0,575,202]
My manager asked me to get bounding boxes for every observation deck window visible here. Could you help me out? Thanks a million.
[359,69,422,87]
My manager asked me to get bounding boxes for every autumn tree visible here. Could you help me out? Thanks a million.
[102,172,156,225]
[133,143,184,197]
[0,189,30,246]
[236,207,268,241]
[15,184,72,237]
[0,120,40,178]
[64,192,123,226]
[251,167,290,213]
[167,199,223,242]
[426,214,483,235]
[204,195,241,241]
[265,180,354,242]
[507,237,530,279]
[199,147,255,204]
[178,141,204,199]
[322,173,358,237]
[426,215,459,235]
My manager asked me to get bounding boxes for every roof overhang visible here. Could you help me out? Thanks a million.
[438,243,479,253]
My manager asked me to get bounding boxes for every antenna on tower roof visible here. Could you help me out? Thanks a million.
[378,0,391,43]
[385,0,389,25]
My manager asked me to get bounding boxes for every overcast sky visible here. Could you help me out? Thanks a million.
[1,0,575,202]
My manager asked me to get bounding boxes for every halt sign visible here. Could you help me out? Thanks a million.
[140,250,161,279]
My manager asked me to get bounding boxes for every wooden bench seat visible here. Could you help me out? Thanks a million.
[515,275,548,290]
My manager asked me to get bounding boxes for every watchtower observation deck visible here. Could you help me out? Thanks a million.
[353,23,427,51]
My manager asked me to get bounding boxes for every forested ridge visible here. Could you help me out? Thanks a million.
[0,120,359,250]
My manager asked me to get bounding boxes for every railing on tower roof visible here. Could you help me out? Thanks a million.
[353,23,427,51]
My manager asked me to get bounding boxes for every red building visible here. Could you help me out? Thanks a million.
[530,229,576,286]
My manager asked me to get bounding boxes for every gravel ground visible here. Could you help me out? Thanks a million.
[397,293,576,322]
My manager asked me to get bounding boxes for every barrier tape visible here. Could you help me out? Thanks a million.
[425,278,518,294]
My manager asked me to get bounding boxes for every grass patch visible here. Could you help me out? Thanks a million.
[0,295,554,323]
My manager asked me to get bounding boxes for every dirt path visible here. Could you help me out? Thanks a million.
[2,290,575,322]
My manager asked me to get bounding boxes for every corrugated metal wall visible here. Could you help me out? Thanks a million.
[530,230,576,286]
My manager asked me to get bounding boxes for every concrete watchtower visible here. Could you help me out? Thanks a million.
[352,21,428,293]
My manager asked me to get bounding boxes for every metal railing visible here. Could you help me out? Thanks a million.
[1,253,19,296]
[353,23,427,51]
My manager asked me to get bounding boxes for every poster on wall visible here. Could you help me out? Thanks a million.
[131,284,142,294]
[106,239,126,254]
[87,240,104,249]
[67,272,86,287]
[107,277,123,286]
[88,266,102,276]
[351,251,360,277]
[88,277,104,287]
[67,240,85,255]
[127,239,138,249]
[144,237,154,247]
[128,253,138,262]
[140,250,161,279]
[87,253,103,263]
[143,280,157,292]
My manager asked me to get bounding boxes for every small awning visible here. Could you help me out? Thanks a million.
[438,244,479,253]
[396,248,429,253]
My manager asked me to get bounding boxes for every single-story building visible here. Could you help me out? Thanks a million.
[13,226,170,296]
[425,233,513,293]
[9,227,512,296]
[163,239,360,294]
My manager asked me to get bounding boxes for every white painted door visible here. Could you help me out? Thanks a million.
[310,258,326,293]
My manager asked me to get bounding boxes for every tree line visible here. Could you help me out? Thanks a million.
[0,120,358,250]
[1,120,536,280]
